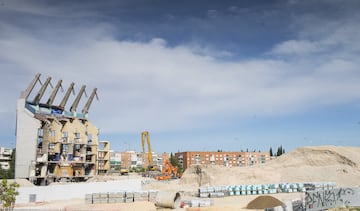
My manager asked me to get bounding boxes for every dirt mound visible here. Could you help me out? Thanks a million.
[268,146,359,168]
[180,146,360,187]
[246,195,284,209]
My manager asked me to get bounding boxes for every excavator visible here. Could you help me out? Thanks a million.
[155,159,178,180]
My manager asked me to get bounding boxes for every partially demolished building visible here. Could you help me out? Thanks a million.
[15,73,103,185]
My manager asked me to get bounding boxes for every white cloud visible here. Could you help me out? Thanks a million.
[1,3,360,136]
[271,40,322,55]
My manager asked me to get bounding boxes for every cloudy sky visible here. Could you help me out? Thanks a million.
[1,0,360,153]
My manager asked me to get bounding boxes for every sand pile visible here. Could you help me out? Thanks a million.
[246,195,284,209]
[179,145,360,188]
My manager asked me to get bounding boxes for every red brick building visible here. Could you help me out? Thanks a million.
[175,151,270,170]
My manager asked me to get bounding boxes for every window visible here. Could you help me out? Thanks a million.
[75,144,81,150]
[38,128,44,137]
[62,144,68,153]
[50,130,55,137]
[75,132,80,139]
[49,143,55,150]
[63,132,68,137]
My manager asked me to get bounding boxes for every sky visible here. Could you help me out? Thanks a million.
[0,0,360,153]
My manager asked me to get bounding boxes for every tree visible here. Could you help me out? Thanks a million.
[9,149,15,179]
[276,146,282,156]
[169,153,183,175]
[0,179,19,210]
[269,147,273,157]
[276,145,285,156]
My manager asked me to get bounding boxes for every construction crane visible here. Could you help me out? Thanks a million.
[59,82,75,109]
[21,73,41,99]
[46,80,63,105]
[32,76,52,104]
[141,131,154,170]
[82,88,98,114]
[70,85,86,113]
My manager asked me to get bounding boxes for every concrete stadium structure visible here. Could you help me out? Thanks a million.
[15,73,107,185]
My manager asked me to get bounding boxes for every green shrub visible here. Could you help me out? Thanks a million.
[0,180,19,211]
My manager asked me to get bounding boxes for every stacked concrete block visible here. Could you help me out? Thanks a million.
[88,190,161,204]
[199,187,210,198]
[92,193,108,204]
[199,182,330,199]
[125,191,134,203]
[191,199,214,207]
[209,192,224,198]
[108,192,125,203]
[199,186,227,198]
[85,194,93,204]
[133,191,149,201]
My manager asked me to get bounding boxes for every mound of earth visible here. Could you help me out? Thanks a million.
[246,195,284,209]
[179,145,360,187]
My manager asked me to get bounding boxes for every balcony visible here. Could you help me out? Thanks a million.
[74,138,83,144]
[62,137,69,144]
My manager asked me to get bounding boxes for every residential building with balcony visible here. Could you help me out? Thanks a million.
[0,147,12,170]
[175,151,270,171]
[15,74,100,185]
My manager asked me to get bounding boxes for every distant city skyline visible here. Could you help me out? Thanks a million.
[1,0,360,153]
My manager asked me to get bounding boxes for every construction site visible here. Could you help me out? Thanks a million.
[11,74,360,210]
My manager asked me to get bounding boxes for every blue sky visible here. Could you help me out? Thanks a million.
[0,0,360,153]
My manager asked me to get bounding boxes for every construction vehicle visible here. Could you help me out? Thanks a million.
[141,131,158,171]
[155,159,178,180]
[120,168,129,176]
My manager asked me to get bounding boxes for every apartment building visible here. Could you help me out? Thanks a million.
[109,150,122,171]
[97,140,110,175]
[141,152,170,169]
[109,151,170,171]
[15,74,101,185]
[0,147,12,170]
[175,151,270,170]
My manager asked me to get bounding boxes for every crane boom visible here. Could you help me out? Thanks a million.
[70,85,86,112]
[59,82,75,108]
[33,77,52,104]
[141,131,153,167]
[46,79,63,105]
[82,88,98,114]
[21,73,41,99]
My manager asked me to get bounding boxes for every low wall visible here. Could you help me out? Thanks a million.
[16,179,142,204]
